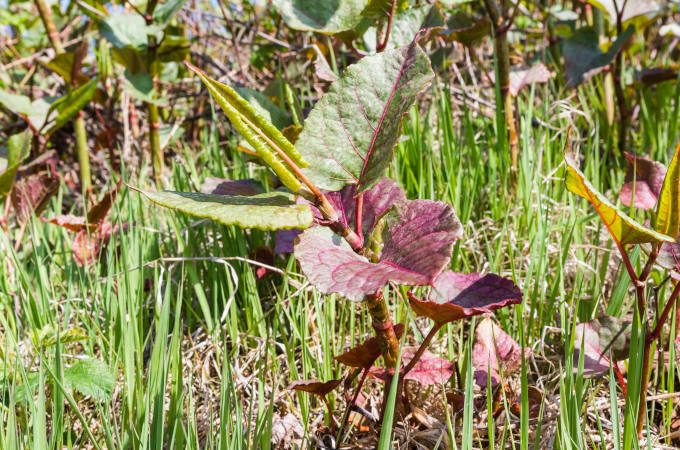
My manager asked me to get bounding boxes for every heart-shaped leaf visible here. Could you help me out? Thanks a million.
[297,41,434,193]
[653,141,680,239]
[472,318,529,387]
[186,63,307,192]
[99,13,150,50]
[370,347,454,386]
[618,152,666,210]
[273,0,368,37]
[294,200,460,301]
[562,25,634,88]
[564,152,673,245]
[136,188,313,231]
[574,315,631,376]
[0,130,31,196]
[408,271,522,325]
[335,323,405,368]
[288,379,342,397]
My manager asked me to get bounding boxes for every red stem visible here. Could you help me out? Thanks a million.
[355,193,364,247]
[648,281,680,344]
[376,0,398,52]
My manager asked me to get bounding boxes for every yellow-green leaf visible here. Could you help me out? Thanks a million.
[653,141,680,238]
[137,188,313,231]
[564,152,673,245]
[186,63,307,192]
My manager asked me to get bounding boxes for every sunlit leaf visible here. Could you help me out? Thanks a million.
[99,13,150,50]
[0,130,31,196]
[63,358,115,402]
[508,63,552,96]
[297,41,434,193]
[137,188,313,231]
[335,323,405,368]
[586,0,665,27]
[384,5,445,49]
[45,78,97,135]
[273,0,368,37]
[371,348,454,386]
[408,271,522,325]
[361,0,407,19]
[472,318,529,387]
[653,141,680,239]
[186,63,306,192]
[11,173,59,225]
[153,0,188,25]
[288,379,342,396]
[564,152,673,245]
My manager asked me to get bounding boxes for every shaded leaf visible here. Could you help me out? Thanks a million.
[636,67,678,86]
[510,386,543,419]
[657,233,680,273]
[574,315,631,376]
[440,12,490,46]
[186,63,306,192]
[288,379,342,396]
[472,318,530,387]
[361,0,406,19]
[562,25,634,88]
[653,141,680,239]
[371,348,454,386]
[200,177,265,196]
[0,130,31,196]
[294,200,460,301]
[275,229,303,254]
[297,41,434,193]
[44,52,88,85]
[273,0,368,37]
[63,358,114,402]
[408,271,522,325]
[508,64,552,96]
[11,173,59,225]
[564,152,673,245]
[335,323,405,368]
[618,152,666,210]
[136,188,313,231]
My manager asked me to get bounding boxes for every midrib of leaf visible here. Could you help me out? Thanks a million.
[358,50,412,190]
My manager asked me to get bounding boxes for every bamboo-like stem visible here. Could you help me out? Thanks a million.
[34,0,91,189]
[148,101,162,181]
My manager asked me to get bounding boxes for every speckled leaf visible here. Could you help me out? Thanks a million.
[472,318,530,387]
[564,152,673,245]
[137,189,313,231]
[288,379,342,396]
[273,0,368,37]
[371,348,454,386]
[335,323,405,368]
[297,42,434,193]
[618,152,666,210]
[294,200,460,301]
[408,271,523,324]
[0,130,31,196]
[508,64,552,96]
[653,141,680,239]
[186,63,306,192]
[574,315,631,376]
[563,26,634,88]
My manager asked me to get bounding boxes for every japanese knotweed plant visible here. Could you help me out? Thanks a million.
[564,138,680,437]
[134,40,522,435]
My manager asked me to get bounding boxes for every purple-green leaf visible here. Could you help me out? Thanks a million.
[408,271,522,324]
[618,152,666,210]
[574,315,631,376]
[294,199,461,301]
[297,41,434,193]
[472,318,529,387]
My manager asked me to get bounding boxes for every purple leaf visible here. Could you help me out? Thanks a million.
[200,177,265,196]
[408,271,523,325]
[658,233,680,275]
[573,316,631,376]
[618,152,666,210]
[294,199,461,301]
[472,318,529,387]
[370,347,454,386]
[275,229,302,254]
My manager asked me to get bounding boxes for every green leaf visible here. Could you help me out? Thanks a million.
[121,70,166,105]
[297,41,434,193]
[383,5,445,49]
[153,0,188,25]
[137,188,313,231]
[0,89,35,115]
[440,12,490,46]
[44,78,97,135]
[586,0,665,27]
[99,13,150,50]
[0,130,31,196]
[273,0,368,37]
[653,141,680,238]
[564,152,673,245]
[186,63,307,192]
[361,0,407,19]
[562,25,634,88]
[235,87,292,130]
[63,359,114,402]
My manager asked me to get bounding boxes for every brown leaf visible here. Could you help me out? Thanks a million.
[288,379,342,397]
[87,182,120,224]
[472,318,530,387]
[335,323,405,368]
[510,386,543,419]
[45,214,90,232]
[11,173,58,225]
